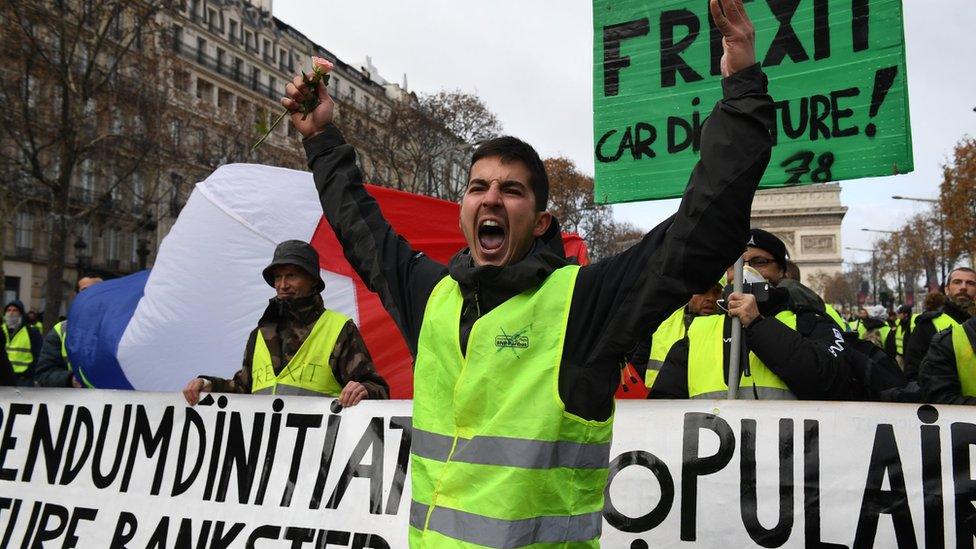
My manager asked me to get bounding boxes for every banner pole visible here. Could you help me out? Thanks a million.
[726,257,745,400]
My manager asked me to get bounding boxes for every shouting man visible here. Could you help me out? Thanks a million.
[284,0,770,545]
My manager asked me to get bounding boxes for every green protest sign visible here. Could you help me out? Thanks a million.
[592,0,912,203]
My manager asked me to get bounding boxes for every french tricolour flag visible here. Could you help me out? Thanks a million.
[67,163,594,398]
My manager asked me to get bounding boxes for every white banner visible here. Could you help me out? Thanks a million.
[0,389,973,548]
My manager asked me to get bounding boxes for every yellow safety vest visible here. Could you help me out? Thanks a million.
[950,324,976,397]
[52,321,93,388]
[931,312,960,333]
[687,310,798,400]
[2,324,34,375]
[250,310,348,396]
[646,306,687,388]
[823,304,848,331]
[411,266,612,548]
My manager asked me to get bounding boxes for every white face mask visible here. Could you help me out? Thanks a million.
[5,313,22,330]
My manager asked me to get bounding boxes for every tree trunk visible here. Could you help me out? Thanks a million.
[43,223,67,333]
[43,188,70,333]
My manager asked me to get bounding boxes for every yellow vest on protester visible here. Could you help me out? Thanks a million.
[950,324,976,397]
[646,306,687,388]
[931,311,960,333]
[410,266,612,548]
[250,310,348,396]
[2,324,33,375]
[824,304,849,331]
[52,321,93,388]
[687,310,798,400]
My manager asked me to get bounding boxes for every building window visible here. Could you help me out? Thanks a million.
[245,30,253,51]
[217,88,233,110]
[170,173,184,217]
[105,228,119,261]
[196,78,214,103]
[110,176,123,203]
[216,47,226,72]
[79,159,94,203]
[131,234,140,265]
[4,276,20,304]
[171,24,183,52]
[170,119,181,148]
[131,172,144,214]
[78,224,92,250]
[229,20,238,40]
[14,212,32,249]
[173,69,190,93]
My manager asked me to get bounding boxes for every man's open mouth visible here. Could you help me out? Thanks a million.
[478,219,506,252]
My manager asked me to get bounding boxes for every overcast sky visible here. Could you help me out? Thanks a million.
[274,0,975,264]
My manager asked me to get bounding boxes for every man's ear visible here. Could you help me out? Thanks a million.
[533,211,552,238]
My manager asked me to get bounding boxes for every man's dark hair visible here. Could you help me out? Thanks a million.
[923,291,946,312]
[470,136,549,211]
[784,260,801,280]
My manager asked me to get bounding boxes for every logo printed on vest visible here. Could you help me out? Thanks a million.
[495,325,530,357]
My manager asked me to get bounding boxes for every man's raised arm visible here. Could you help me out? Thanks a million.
[282,62,446,354]
[567,0,774,366]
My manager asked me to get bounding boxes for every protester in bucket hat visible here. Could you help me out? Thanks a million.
[182,240,388,406]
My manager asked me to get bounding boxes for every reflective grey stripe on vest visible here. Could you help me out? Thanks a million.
[411,428,611,470]
[409,501,602,549]
[692,387,797,400]
[252,385,329,397]
[7,347,30,353]
[647,358,664,373]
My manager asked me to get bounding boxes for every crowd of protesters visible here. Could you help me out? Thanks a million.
[2,4,971,544]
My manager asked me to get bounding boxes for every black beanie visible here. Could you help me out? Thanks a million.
[746,229,788,269]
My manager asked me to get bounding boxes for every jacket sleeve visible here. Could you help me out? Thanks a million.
[647,338,690,399]
[303,127,447,355]
[567,64,773,371]
[745,312,858,400]
[331,321,390,399]
[919,331,976,405]
[904,320,939,381]
[0,337,17,387]
[34,329,72,387]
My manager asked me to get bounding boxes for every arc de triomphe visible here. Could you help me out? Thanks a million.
[750,183,847,289]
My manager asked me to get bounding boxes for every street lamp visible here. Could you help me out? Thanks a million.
[892,194,945,288]
[862,227,903,305]
[846,246,878,304]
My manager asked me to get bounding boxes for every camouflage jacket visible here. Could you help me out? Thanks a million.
[205,294,388,398]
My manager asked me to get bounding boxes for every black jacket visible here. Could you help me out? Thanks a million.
[304,65,773,421]
[904,301,971,381]
[34,327,73,387]
[0,337,15,387]
[650,288,861,400]
[918,316,976,405]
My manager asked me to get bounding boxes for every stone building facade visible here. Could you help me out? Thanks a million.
[751,183,847,290]
[3,0,416,315]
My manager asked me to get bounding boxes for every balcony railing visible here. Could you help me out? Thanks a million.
[176,45,280,102]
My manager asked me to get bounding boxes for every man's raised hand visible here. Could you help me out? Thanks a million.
[709,0,756,78]
[282,57,335,139]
